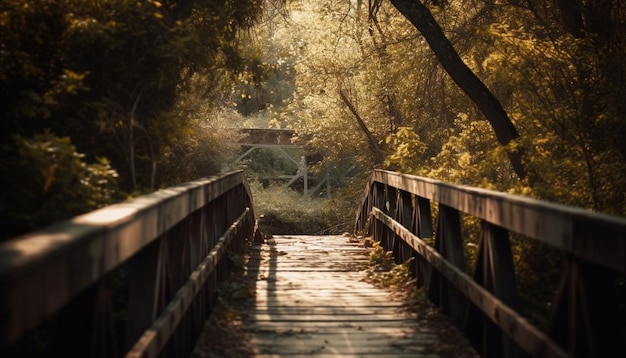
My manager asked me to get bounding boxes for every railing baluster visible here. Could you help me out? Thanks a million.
[548,258,621,357]
[411,196,433,288]
[399,191,412,230]
[91,275,118,358]
[466,221,520,358]
[430,205,465,326]
[125,240,161,350]
[188,210,202,272]
[381,186,398,254]
[155,236,172,319]
[394,191,413,265]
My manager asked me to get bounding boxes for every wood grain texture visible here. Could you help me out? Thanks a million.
[193,235,478,357]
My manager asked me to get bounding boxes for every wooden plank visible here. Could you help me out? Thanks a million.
[249,334,438,345]
[193,235,478,358]
[250,306,409,315]
[244,320,419,329]
[244,326,430,335]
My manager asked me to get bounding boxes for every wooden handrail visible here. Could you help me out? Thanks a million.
[0,171,257,357]
[356,169,626,357]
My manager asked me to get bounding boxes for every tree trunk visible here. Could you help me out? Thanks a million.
[388,0,528,180]
[338,88,385,164]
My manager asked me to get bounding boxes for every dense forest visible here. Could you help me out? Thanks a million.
[0,0,270,238]
[1,0,625,240]
[274,0,626,214]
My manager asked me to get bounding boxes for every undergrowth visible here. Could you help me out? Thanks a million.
[360,237,479,357]
[362,238,427,311]
[249,181,328,234]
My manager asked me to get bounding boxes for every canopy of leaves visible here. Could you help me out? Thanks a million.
[0,0,267,238]
[269,0,626,216]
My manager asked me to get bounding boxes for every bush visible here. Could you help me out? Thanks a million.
[0,131,119,239]
[321,174,369,234]
[249,181,328,234]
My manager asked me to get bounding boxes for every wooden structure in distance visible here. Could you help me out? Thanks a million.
[227,128,313,196]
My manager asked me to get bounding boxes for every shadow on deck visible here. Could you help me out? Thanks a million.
[192,235,478,357]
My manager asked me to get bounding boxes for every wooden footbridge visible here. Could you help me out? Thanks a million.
[192,234,477,357]
[1,170,626,357]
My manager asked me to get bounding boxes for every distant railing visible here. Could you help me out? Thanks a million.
[0,171,257,357]
[356,169,626,357]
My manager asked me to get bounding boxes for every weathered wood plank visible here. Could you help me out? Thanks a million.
[192,235,478,357]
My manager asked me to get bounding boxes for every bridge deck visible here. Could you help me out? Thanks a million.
[192,235,478,357]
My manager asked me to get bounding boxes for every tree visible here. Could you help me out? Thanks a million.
[0,132,118,239]
[272,0,625,215]
[385,0,528,180]
[1,0,266,187]
[0,0,268,237]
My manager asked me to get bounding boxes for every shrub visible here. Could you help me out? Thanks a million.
[0,131,119,239]
[249,181,328,234]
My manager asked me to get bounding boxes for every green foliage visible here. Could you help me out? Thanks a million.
[384,127,427,172]
[0,0,267,235]
[268,0,626,216]
[249,181,329,234]
[367,241,396,272]
[0,132,119,239]
[321,172,369,234]
[365,240,415,291]
[158,114,242,186]
[240,148,303,179]
[0,0,265,168]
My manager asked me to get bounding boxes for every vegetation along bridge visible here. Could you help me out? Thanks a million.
[1,170,625,357]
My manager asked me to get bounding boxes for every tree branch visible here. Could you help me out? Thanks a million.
[338,88,385,164]
[388,0,529,180]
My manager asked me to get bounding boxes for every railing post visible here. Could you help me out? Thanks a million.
[125,236,171,351]
[430,204,465,327]
[188,209,203,272]
[167,221,192,357]
[382,186,398,253]
[91,275,119,358]
[466,221,521,358]
[412,196,433,239]
[395,190,414,265]
[368,182,385,237]
[373,182,385,212]
[411,196,433,288]
[548,258,620,357]
[47,279,106,357]
[168,222,191,296]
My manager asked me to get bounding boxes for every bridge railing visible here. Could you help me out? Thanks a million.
[356,169,626,357]
[0,171,256,358]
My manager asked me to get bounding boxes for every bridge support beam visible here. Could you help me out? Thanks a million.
[548,259,621,357]
[226,144,309,196]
